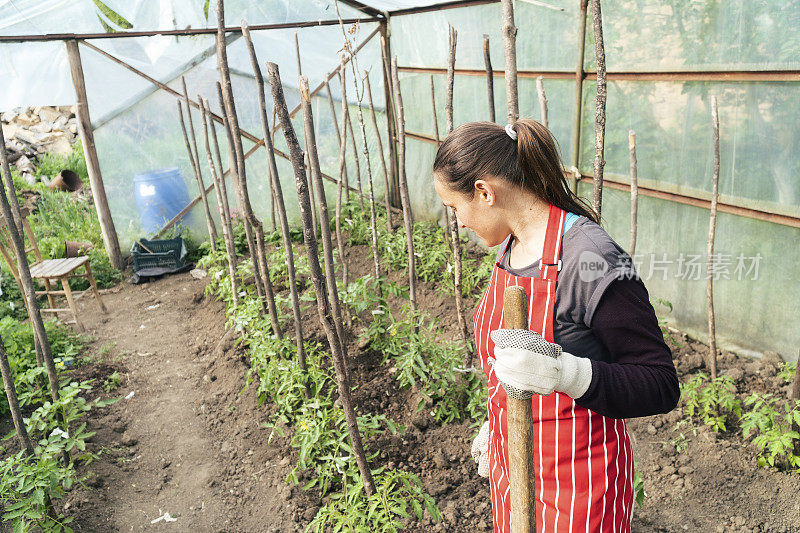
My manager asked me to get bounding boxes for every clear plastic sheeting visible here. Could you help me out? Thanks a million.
[392,1,578,71]
[577,80,800,219]
[582,0,800,72]
[587,184,800,358]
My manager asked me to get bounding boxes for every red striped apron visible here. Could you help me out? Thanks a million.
[473,204,634,532]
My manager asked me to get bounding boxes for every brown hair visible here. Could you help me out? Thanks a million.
[432,119,599,223]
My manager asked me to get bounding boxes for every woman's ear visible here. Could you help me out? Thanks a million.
[474,179,496,206]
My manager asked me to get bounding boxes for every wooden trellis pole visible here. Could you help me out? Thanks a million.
[629,130,638,256]
[0,129,61,409]
[336,64,351,310]
[430,75,441,144]
[199,98,239,308]
[215,4,282,339]
[445,25,472,366]
[483,34,495,122]
[589,0,607,217]
[64,39,124,270]
[536,76,548,128]
[335,8,382,283]
[177,99,217,249]
[345,93,365,213]
[325,80,349,190]
[391,57,417,312]
[0,333,56,519]
[301,76,347,348]
[293,29,319,238]
[267,61,375,497]
[380,25,400,208]
[706,95,720,380]
[363,74,393,233]
[791,346,800,455]
[241,22,307,364]
[180,77,218,245]
[500,0,519,123]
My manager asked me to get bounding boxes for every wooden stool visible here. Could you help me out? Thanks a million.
[0,217,108,331]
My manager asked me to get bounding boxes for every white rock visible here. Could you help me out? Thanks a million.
[37,106,61,123]
[45,136,73,156]
[54,116,69,129]
[2,123,17,140]
[69,124,78,134]
[33,121,53,133]
[14,129,38,145]
[15,155,33,172]
[15,113,36,127]
[1,111,17,122]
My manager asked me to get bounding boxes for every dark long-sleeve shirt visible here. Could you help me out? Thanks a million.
[496,215,680,419]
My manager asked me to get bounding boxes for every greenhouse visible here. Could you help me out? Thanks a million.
[0,0,798,531]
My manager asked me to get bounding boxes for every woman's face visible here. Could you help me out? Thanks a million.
[433,174,510,247]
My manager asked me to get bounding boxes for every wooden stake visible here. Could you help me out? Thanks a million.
[445,25,472,367]
[483,34,495,122]
[177,99,217,248]
[335,7,382,283]
[267,61,375,497]
[345,95,365,213]
[0,333,56,519]
[500,0,519,123]
[536,76,548,128]
[216,6,283,340]
[503,286,536,532]
[707,95,720,380]
[0,334,36,454]
[301,76,347,349]
[589,0,607,217]
[294,30,302,75]
[379,23,400,209]
[629,130,638,257]
[430,75,441,144]
[391,57,417,312]
[241,22,307,365]
[199,98,239,308]
[336,65,351,320]
[791,347,800,455]
[364,74,393,232]
[215,82,266,308]
[0,131,64,444]
[64,39,124,270]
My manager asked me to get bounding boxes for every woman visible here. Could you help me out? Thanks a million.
[432,120,679,532]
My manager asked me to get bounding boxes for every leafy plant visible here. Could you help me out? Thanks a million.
[308,468,440,532]
[103,371,121,393]
[633,469,646,507]
[680,373,741,433]
[741,393,800,471]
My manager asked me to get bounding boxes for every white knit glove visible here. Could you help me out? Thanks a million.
[489,329,592,399]
[470,421,490,477]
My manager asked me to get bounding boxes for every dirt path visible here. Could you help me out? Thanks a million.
[70,272,233,530]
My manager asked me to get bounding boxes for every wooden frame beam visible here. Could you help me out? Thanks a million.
[0,18,378,43]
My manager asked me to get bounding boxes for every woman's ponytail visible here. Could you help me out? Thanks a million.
[434,119,598,224]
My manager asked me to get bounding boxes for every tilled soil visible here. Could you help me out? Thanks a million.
[9,240,799,532]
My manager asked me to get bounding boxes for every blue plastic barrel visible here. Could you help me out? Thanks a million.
[133,167,193,235]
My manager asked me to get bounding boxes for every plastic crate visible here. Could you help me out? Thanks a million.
[130,237,187,271]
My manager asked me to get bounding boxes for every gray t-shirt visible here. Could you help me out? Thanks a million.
[496,216,637,363]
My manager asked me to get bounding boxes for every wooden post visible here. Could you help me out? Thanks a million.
[216,7,282,339]
[325,80,349,190]
[391,57,417,313]
[503,286,536,532]
[177,99,217,248]
[430,75,441,144]
[379,21,400,210]
[241,22,307,363]
[483,34,495,123]
[629,130,638,256]
[536,76,549,128]
[445,24,471,366]
[336,64,351,307]
[364,74,393,232]
[267,61,376,497]
[791,347,800,455]
[64,39,123,270]
[301,76,347,348]
[335,9,382,284]
[706,95,720,380]
[0,131,61,409]
[570,0,589,194]
[589,0,607,217]
[500,0,519,123]
[200,98,239,308]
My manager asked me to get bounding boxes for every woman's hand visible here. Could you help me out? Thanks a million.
[489,329,593,399]
[470,421,490,477]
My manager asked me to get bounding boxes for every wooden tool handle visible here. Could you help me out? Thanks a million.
[502,285,536,532]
